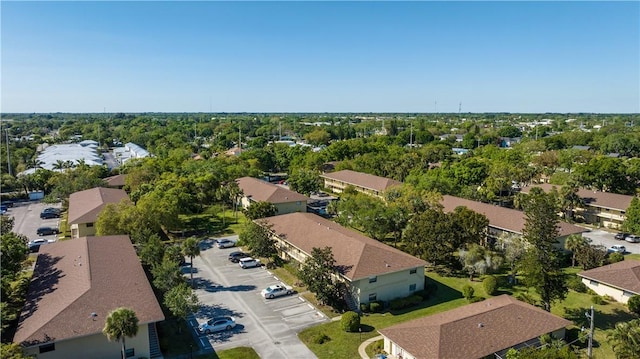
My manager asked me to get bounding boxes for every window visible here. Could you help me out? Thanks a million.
[409,284,416,292]
[369,276,377,283]
[39,343,55,353]
[410,268,417,275]
[296,201,301,205]
[125,348,135,358]
[369,293,377,302]
[590,280,599,286]
[86,222,94,228]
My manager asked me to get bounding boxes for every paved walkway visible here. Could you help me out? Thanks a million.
[358,335,383,359]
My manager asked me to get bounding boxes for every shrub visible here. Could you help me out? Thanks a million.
[591,295,606,305]
[628,295,640,315]
[389,295,423,310]
[360,302,370,313]
[469,296,485,303]
[340,311,360,332]
[312,333,331,344]
[608,252,624,264]
[462,284,475,301]
[370,301,382,313]
[566,276,588,293]
[483,276,498,296]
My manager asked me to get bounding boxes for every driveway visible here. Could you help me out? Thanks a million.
[189,236,327,358]
[582,229,639,254]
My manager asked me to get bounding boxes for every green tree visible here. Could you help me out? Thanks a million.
[164,283,200,332]
[298,247,342,307]
[340,311,360,332]
[575,244,608,270]
[403,209,461,268]
[623,197,640,235]
[564,234,588,267]
[519,188,567,312]
[151,259,183,292]
[462,284,475,301]
[497,233,526,278]
[1,215,15,234]
[138,233,165,268]
[181,237,201,288]
[241,221,277,265]
[0,342,30,359]
[1,232,29,281]
[287,168,322,196]
[304,128,331,146]
[608,319,640,359]
[245,201,277,220]
[102,307,139,359]
[628,295,640,316]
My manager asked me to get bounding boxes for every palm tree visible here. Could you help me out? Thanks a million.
[559,181,583,221]
[103,307,139,359]
[607,319,640,359]
[564,234,588,267]
[181,237,201,288]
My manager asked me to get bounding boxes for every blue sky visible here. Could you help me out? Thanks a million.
[2,1,638,113]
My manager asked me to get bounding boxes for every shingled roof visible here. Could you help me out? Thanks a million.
[379,295,572,359]
[14,235,164,347]
[262,212,426,281]
[578,260,640,295]
[521,183,634,211]
[104,174,127,187]
[236,177,309,204]
[320,170,402,192]
[441,195,586,237]
[67,187,129,224]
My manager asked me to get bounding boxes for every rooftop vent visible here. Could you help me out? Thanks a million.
[478,323,484,328]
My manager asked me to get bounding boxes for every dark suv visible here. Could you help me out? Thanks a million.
[40,208,61,219]
[37,226,59,236]
[228,251,250,263]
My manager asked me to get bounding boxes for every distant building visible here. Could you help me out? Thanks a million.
[236,177,309,215]
[113,142,150,164]
[68,187,130,238]
[20,142,103,175]
[320,170,402,198]
[521,184,634,230]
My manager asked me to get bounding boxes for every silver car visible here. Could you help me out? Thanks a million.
[608,245,626,253]
[239,257,261,269]
[198,316,236,334]
[216,239,236,248]
[625,235,640,243]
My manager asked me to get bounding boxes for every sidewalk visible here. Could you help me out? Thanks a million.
[358,335,383,359]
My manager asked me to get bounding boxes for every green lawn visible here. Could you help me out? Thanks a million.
[300,269,637,359]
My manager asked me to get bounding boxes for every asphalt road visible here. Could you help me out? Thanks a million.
[189,236,328,358]
[7,200,63,242]
[582,229,639,254]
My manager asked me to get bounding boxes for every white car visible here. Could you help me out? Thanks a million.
[216,239,236,248]
[261,284,294,299]
[608,245,627,254]
[197,316,236,334]
[28,238,54,253]
[239,257,261,269]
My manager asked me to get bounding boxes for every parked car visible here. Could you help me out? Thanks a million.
[40,208,61,219]
[197,316,236,334]
[239,257,261,269]
[625,235,640,243]
[228,251,250,263]
[37,226,59,236]
[261,284,294,299]
[216,239,236,249]
[615,233,630,240]
[608,245,627,254]
[0,205,7,214]
[28,238,54,253]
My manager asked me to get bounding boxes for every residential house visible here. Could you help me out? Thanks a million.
[68,187,129,238]
[14,235,164,359]
[578,260,640,304]
[103,174,127,189]
[441,195,587,246]
[521,183,634,230]
[236,177,309,215]
[262,212,427,308]
[113,142,150,164]
[320,170,402,198]
[378,295,571,359]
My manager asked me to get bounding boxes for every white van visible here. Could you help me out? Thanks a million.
[239,257,261,269]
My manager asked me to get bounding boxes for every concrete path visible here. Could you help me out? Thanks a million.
[358,335,383,359]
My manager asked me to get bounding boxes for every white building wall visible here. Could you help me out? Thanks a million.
[353,266,425,306]
[581,278,635,304]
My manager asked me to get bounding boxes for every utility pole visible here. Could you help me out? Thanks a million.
[586,305,595,358]
[409,122,413,147]
[5,129,12,176]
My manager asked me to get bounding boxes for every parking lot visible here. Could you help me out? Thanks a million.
[583,228,640,254]
[189,236,328,358]
[5,200,63,242]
